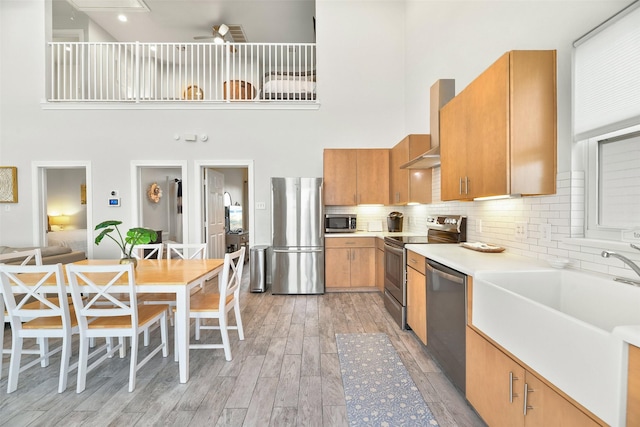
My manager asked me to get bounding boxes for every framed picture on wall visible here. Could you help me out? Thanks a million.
[0,166,18,203]
[80,184,87,205]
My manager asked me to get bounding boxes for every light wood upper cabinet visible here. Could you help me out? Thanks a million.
[406,250,427,345]
[325,237,376,288]
[324,149,389,206]
[467,327,603,427]
[440,50,557,201]
[323,149,358,205]
[389,135,432,205]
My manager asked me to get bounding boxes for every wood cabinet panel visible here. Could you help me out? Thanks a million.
[375,239,384,292]
[467,326,525,427]
[525,373,599,427]
[628,344,640,426]
[350,247,376,287]
[325,237,376,288]
[323,149,357,205]
[325,247,351,288]
[390,135,431,205]
[323,149,389,206]
[440,50,556,201]
[356,149,389,205]
[407,264,427,345]
[467,327,603,427]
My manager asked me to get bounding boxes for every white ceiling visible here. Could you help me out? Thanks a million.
[53,0,316,43]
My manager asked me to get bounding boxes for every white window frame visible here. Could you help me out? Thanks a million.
[585,124,640,241]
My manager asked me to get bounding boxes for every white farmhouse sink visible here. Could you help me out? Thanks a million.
[473,269,640,426]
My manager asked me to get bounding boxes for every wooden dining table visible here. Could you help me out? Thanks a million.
[1,258,224,384]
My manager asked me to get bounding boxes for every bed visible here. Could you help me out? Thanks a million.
[260,70,316,100]
[47,229,89,254]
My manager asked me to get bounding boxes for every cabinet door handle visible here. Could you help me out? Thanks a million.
[465,177,470,195]
[523,383,534,416]
[459,177,463,195]
[509,372,519,403]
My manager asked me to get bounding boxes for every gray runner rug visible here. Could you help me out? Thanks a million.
[336,333,439,426]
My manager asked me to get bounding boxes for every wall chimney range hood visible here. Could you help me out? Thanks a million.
[401,79,455,170]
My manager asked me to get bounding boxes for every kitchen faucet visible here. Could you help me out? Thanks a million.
[601,243,640,286]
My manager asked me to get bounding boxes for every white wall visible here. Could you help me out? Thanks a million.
[0,0,630,262]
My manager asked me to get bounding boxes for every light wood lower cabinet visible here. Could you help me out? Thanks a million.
[467,327,602,427]
[628,344,640,425]
[375,238,384,292]
[406,250,426,344]
[325,237,376,288]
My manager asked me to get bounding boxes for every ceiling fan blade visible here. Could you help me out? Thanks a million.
[193,35,215,40]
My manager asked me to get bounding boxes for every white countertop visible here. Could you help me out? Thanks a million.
[405,243,550,275]
[325,231,421,238]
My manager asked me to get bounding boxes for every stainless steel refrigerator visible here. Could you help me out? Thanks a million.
[271,177,324,294]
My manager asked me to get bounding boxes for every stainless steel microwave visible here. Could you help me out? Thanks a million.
[325,214,357,233]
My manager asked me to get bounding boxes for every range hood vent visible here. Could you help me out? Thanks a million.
[400,145,441,169]
[401,79,455,170]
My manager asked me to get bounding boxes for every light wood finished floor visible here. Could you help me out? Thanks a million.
[0,270,485,426]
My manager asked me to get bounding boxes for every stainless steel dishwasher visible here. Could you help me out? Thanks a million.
[426,259,467,394]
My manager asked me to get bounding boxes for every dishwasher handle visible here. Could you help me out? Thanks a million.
[426,262,465,285]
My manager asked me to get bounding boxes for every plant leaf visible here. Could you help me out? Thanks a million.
[94,228,114,245]
[95,220,122,230]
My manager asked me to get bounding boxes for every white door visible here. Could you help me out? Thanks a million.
[205,169,226,259]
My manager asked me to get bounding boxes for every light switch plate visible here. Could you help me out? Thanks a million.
[256,202,266,210]
[515,221,528,239]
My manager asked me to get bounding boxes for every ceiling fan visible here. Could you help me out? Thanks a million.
[193,24,233,44]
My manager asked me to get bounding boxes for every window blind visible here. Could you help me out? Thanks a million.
[573,3,640,141]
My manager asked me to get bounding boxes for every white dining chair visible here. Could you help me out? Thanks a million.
[178,247,245,361]
[0,263,78,393]
[1,248,46,380]
[142,243,208,324]
[166,243,207,260]
[66,263,169,393]
[126,243,164,260]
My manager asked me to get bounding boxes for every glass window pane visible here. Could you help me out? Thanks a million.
[598,132,640,227]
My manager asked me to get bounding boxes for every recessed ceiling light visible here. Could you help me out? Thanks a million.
[118,14,127,22]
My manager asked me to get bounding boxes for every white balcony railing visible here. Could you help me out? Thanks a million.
[48,42,316,103]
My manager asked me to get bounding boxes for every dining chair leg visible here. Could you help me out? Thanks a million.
[7,335,23,393]
[195,318,201,341]
[220,316,232,362]
[118,337,126,358]
[128,334,138,392]
[160,316,169,358]
[58,334,72,393]
[144,329,150,346]
[173,319,179,362]
[40,337,50,367]
[234,301,244,341]
[76,337,90,393]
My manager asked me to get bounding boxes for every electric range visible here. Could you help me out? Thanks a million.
[383,215,466,329]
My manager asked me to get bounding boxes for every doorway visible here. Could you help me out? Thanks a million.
[32,161,92,257]
[132,162,187,245]
[194,160,254,260]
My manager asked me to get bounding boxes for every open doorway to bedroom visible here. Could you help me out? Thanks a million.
[33,162,92,259]
[195,160,253,262]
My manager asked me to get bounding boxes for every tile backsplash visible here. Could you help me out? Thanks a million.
[326,167,640,280]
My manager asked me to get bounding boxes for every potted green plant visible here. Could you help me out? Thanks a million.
[94,220,157,267]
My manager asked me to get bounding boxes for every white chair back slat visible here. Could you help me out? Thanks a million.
[219,247,245,310]
[128,243,163,260]
[0,264,68,321]
[0,248,43,266]
[166,243,207,260]
[66,263,138,329]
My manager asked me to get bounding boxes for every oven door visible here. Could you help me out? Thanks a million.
[383,243,405,305]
